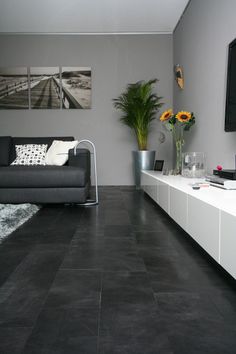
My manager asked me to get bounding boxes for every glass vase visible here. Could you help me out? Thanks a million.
[175,139,183,174]
[173,126,184,175]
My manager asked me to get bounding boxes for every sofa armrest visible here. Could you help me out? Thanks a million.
[68,148,91,182]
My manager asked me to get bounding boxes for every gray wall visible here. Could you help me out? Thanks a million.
[0,34,173,185]
[174,0,236,173]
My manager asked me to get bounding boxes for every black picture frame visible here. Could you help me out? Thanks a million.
[154,160,164,171]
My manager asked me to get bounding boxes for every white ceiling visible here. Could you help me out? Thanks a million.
[0,0,189,34]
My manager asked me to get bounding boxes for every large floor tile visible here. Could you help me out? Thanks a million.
[0,245,30,287]
[101,271,155,305]
[98,335,173,354]
[62,237,144,272]
[99,303,161,337]
[166,319,236,354]
[22,306,99,353]
[207,289,236,324]
[44,269,101,309]
[155,292,223,322]
[135,230,174,248]
[23,336,98,354]
[104,210,131,226]
[0,327,32,354]
[104,225,134,238]
[0,248,66,327]
[148,261,198,293]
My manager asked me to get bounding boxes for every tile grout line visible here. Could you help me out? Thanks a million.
[96,270,103,353]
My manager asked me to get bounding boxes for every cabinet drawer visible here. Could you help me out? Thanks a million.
[141,173,158,203]
[170,187,187,231]
[158,180,169,214]
[220,211,236,279]
[188,195,220,261]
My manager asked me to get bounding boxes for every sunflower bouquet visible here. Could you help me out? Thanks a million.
[160,109,195,174]
[160,109,195,131]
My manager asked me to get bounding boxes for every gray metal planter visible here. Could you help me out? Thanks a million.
[133,150,156,189]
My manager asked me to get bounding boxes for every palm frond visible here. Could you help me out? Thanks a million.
[113,79,163,150]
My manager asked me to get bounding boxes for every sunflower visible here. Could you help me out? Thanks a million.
[160,109,173,121]
[176,111,192,123]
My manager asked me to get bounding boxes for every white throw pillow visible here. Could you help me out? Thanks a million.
[11,144,48,165]
[45,140,78,166]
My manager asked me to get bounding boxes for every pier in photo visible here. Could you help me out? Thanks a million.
[0,67,29,109]
[30,67,60,109]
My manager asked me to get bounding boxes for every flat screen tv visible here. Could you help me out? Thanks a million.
[225,38,236,131]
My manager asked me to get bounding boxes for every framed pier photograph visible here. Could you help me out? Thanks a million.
[61,67,91,109]
[30,67,60,109]
[0,67,29,109]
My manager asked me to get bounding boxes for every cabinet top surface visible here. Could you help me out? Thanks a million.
[142,170,236,217]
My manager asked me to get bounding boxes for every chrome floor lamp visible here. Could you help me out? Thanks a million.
[74,139,98,206]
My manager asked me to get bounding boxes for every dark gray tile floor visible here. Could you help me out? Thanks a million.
[0,186,236,354]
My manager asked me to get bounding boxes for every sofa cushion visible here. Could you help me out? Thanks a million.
[46,140,78,166]
[11,144,48,165]
[10,136,74,163]
[0,136,12,166]
[0,165,87,188]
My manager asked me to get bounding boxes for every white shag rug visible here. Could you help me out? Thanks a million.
[0,204,40,243]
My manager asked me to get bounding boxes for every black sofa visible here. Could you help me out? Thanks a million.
[0,136,91,204]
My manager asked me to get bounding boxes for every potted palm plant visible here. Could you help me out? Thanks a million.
[113,79,163,188]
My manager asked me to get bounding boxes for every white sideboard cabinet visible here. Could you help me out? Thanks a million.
[169,187,188,231]
[188,195,220,262]
[220,211,236,279]
[141,170,236,279]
